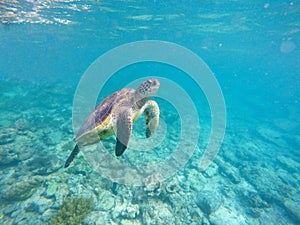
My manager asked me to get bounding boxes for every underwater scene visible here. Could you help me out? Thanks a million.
[0,1,299,225]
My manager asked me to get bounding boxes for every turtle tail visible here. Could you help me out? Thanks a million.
[64,144,80,168]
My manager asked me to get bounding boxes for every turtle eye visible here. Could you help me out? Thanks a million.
[148,79,160,88]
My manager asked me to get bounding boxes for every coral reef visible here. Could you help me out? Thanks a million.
[0,134,36,165]
[284,197,300,223]
[0,176,42,202]
[14,119,30,133]
[143,172,163,196]
[24,153,62,175]
[112,199,140,219]
[50,196,94,225]
[97,190,115,211]
[237,189,269,218]
[195,190,222,215]
[257,126,287,147]
[164,177,180,194]
[141,199,175,224]
[0,81,299,225]
[0,128,16,145]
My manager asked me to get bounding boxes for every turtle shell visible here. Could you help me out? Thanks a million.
[75,88,135,142]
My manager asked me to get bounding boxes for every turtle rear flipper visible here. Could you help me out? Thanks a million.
[64,144,80,168]
[144,100,160,138]
[115,110,133,156]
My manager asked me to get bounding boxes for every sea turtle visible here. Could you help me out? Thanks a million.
[64,78,160,168]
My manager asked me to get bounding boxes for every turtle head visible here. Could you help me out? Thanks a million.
[135,78,160,107]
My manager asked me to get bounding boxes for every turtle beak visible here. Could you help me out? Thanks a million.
[150,78,160,87]
[149,78,160,94]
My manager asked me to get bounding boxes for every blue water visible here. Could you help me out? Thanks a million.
[1,1,299,224]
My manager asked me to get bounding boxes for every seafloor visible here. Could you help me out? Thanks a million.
[0,80,299,225]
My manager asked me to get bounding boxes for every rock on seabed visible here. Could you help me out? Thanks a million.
[195,190,222,215]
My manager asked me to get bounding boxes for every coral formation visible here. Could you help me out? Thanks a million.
[15,119,30,132]
[0,176,42,202]
[165,178,180,194]
[50,196,94,225]
[24,153,62,175]
[98,190,115,211]
[0,128,16,145]
[0,81,299,225]
[0,135,36,165]
[141,199,175,224]
[143,172,163,196]
[196,190,222,215]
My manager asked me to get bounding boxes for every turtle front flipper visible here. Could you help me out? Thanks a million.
[64,144,80,168]
[143,100,160,138]
[115,110,133,156]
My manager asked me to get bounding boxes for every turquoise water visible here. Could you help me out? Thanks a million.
[1,1,299,224]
